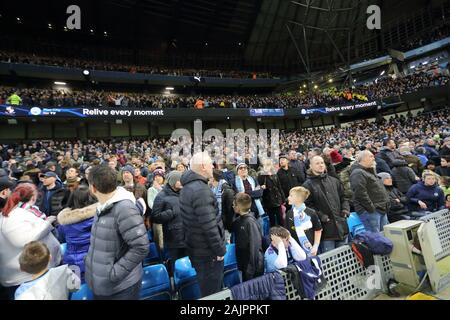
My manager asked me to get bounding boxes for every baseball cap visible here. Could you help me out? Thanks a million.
[0,177,14,192]
[43,171,58,179]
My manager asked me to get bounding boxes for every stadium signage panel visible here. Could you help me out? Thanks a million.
[300,101,379,115]
[249,109,285,117]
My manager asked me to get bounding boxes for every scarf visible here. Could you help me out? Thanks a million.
[235,175,265,217]
[293,203,313,254]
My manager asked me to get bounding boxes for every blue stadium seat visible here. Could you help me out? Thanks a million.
[140,264,171,300]
[347,212,366,240]
[262,216,270,237]
[70,283,94,300]
[147,229,153,242]
[60,243,67,257]
[223,244,241,288]
[174,257,201,300]
[143,242,161,266]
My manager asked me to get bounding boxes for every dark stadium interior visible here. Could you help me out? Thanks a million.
[0,0,450,303]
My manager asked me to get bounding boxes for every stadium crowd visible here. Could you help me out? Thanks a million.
[0,108,449,300]
[0,71,449,109]
[0,50,271,79]
[397,22,450,52]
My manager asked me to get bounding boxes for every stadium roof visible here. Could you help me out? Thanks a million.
[1,0,445,74]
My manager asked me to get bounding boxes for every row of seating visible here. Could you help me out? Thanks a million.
[69,243,240,300]
[67,214,366,300]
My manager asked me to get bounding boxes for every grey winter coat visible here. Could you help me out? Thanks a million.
[84,187,149,296]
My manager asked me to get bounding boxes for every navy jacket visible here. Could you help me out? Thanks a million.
[151,184,186,249]
[230,272,286,300]
[406,181,445,212]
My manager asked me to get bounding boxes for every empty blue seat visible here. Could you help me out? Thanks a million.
[347,212,366,240]
[70,283,94,300]
[224,244,237,270]
[143,242,161,266]
[60,243,67,257]
[140,264,171,300]
[223,244,241,288]
[174,257,201,300]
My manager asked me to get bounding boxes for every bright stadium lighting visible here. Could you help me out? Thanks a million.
[303,84,307,88]
[410,65,415,69]
[48,23,53,29]
[314,85,318,89]
[165,87,174,91]
[328,79,333,83]
[83,69,90,76]
[54,81,66,85]
[380,70,385,76]
[422,61,428,65]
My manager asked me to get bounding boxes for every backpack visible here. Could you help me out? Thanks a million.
[353,231,394,255]
[351,241,374,268]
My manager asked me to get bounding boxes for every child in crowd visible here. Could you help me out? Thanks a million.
[264,226,306,273]
[285,187,322,256]
[232,193,264,282]
[15,241,80,300]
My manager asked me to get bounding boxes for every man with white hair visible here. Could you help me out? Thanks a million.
[179,152,226,298]
[350,151,390,232]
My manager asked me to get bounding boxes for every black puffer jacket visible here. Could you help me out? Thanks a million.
[350,164,390,214]
[257,173,285,209]
[179,170,226,258]
[151,184,185,249]
[303,172,350,241]
[391,159,417,194]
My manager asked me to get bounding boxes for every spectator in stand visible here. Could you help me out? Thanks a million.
[6,91,22,106]
[15,241,80,300]
[303,156,349,253]
[440,137,450,157]
[288,150,307,182]
[277,154,304,206]
[416,147,429,167]
[264,226,306,273]
[85,165,149,300]
[377,139,404,169]
[258,159,285,227]
[378,172,413,222]
[179,152,226,298]
[210,169,235,244]
[235,163,265,228]
[423,138,440,161]
[0,177,13,211]
[232,193,264,281]
[391,159,419,194]
[285,187,322,256]
[435,157,450,177]
[350,150,390,232]
[0,183,61,299]
[36,171,68,221]
[57,185,97,283]
[151,171,186,274]
[147,168,164,250]
[406,171,446,216]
